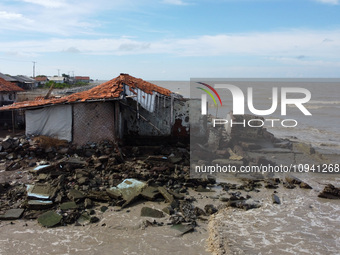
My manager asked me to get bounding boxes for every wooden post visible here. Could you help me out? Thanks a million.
[12,110,15,134]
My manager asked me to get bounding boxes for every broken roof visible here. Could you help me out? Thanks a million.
[0,74,172,110]
[0,77,25,93]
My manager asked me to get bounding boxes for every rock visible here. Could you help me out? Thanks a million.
[84,198,93,209]
[30,164,54,174]
[27,200,54,210]
[109,179,146,207]
[264,179,279,189]
[171,224,194,236]
[283,182,296,189]
[87,191,111,201]
[2,140,12,150]
[227,199,261,210]
[38,211,62,228]
[285,174,302,185]
[204,204,218,215]
[60,201,78,210]
[77,212,91,225]
[169,157,182,164]
[100,206,108,212]
[318,184,340,199]
[293,142,315,155]
[90,216,100,223]
[158,186,174,203]
[140,207,164,218]
[300,182,312,189]
[140,186,160,200]
[0,208,25,220]
[78,177,88,185]
[106,189,121,199]
[195,186,213,192]
[162,206,174,215]
[67,189,85,201]
[272,194,281,204]
[26,184,57,200]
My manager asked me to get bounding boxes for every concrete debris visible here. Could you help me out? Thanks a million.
[60,201,78,210]
[272,194,281,204]
[0,115,334,234]
[38,211,62,228]
[171,224,194,236]
[27,200,53,210]
[318,184,340,199]
[0,208,25,220]
[141,207,164,218]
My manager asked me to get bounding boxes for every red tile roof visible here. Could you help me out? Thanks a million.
[0,77,25,92]
[0,74,171,110]
[35,76,48,82]
[75,76,90,80]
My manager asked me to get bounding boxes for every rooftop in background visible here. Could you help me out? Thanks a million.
[0,73,18,83]
[0,74,172,111]
[0,77,25,92]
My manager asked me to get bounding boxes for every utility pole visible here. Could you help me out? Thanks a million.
[58,69,60,77]
[32,61,36,78]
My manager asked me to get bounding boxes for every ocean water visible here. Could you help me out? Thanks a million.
[151,79,340,154]
[152,79,340,254]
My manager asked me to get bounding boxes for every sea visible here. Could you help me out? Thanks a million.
[151,79,340,254]
[150,79,340,154]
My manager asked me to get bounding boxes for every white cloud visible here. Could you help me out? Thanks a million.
[21,0,68,8]
[0,11,32,21]
[0,29,339,61]
[314,0,339,5]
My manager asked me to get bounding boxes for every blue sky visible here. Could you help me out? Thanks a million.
[0,0,339,80]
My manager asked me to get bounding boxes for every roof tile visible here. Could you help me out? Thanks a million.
[0,78,25,92]
[0,74,172,110]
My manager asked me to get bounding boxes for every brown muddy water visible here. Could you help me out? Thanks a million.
[208,173,340,255]
[0,198,210,255]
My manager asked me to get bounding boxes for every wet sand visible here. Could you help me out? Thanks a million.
[0,198,211,255]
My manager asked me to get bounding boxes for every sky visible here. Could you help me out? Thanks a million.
[0,0,339,80]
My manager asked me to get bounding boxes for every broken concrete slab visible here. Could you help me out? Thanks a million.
[77,212,91,225]
[67,189,85,201]
[30,164,53,174]
[0,208,25,220]
[158,186,174,203]
[109,179,146,207]
[141,186,160,200]
[60,201,78,210]
[27,200,53,210]
[66,158,87,166]
[106,189,121,199]
[171,224,194,236]
[38,211,62,228]
[26,184,57,200]
[140,207,164,218]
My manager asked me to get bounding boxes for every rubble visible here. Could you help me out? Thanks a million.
[0,208,24,220]
[141,207,164,218]
[37,211,62,228]
[318,184,340,199]
[0,114,336,242]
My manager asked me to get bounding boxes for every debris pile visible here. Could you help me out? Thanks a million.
[0,135,216,230]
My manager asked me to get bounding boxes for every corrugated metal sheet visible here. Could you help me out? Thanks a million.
[125,85,157,112]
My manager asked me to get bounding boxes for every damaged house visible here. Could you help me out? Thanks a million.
[0,77,25,127]
[0,74,190,145]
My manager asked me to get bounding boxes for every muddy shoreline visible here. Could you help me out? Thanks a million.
[1,128,339,254]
